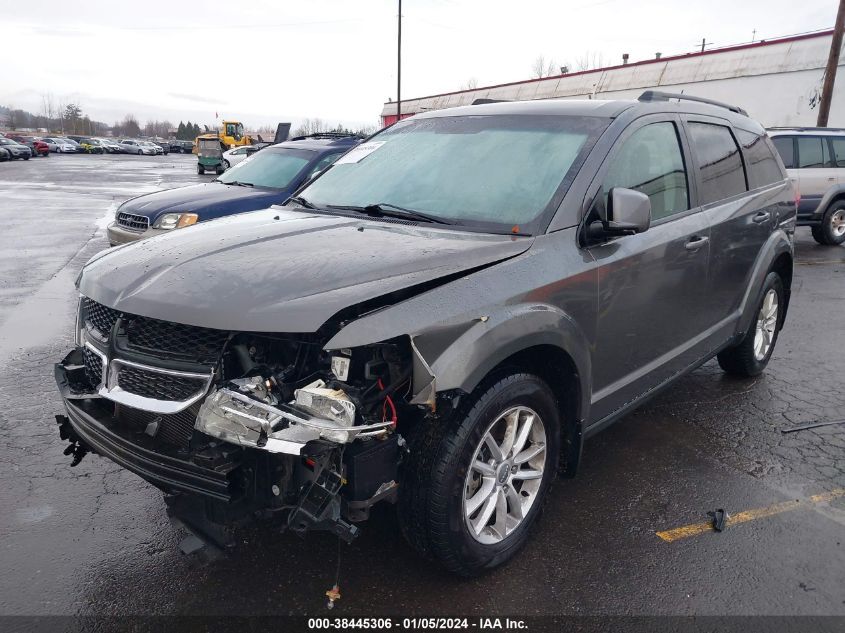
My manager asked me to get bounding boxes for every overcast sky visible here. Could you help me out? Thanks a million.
[0,0,836,130]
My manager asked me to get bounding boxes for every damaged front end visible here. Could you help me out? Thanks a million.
[55,296,424,546]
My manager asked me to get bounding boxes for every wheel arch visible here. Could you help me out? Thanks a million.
[736,229,793,339]
[477,344,585,477]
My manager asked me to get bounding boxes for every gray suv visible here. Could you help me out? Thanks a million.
[768,128,845,245]
[55,92,795,576]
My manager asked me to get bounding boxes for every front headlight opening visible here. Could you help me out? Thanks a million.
[154,213,198,230]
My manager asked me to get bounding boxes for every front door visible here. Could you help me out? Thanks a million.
[588,116,711,422]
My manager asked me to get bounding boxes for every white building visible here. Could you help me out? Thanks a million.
[381,29,844,128]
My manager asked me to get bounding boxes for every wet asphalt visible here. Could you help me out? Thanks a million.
[0,154,843,618]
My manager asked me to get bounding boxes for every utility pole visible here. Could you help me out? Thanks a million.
[397,0,402,121]
[817,0,845,127]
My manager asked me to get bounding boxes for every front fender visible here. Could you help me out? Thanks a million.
[326,300,592,423]
[736,227,793,339]
[418,303,590,410]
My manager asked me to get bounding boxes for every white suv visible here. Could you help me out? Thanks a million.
[768,128,845,245]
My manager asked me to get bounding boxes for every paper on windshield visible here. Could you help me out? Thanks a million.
[333,141,386,165]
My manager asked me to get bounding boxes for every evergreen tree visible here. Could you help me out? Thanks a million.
[177,121,186,140]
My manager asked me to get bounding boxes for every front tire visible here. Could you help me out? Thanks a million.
[197,164,205,174]
[398,372,560,576]
[717,272,784,377]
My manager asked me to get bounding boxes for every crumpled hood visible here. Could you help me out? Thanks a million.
[80,208,533,332]
[121,183,287,222]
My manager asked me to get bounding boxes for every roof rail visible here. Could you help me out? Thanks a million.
[471,98,511,105]
[638,90,748,116]
[766,126,845,132]
[289,132,363,141]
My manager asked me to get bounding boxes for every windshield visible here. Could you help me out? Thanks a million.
[300,114,606,232]
[217,147,313,189]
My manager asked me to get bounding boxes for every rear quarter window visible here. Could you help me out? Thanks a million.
[771,136,795,169]
[829,137,845,168]
[687,122,748,205]
[735,129,785,187]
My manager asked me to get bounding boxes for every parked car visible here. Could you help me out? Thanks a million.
[60,138,83,153]
[139,141,163,155]
[768,127,845,245]
[6,135,49,156]
[96,138,123,154]
[31,140,50,157]
[0,138,32,160]
[169,140,194,153]
[106,134,361,245]
[56,94,795,576]
[222,144,263,169]
[78,138,105,154]
[118,139,155,155]
[40,137,77,153]
[151,140,170,155]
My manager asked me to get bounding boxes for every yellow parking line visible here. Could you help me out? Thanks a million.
[655,488,845,543]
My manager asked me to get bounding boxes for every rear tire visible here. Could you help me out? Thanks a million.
[197,164,205,175]
[717,272,784,377]
[398,372,560,576]
[223,159,230,169]
[813,201,845,246]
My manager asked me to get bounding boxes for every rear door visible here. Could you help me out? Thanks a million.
[588,115,712,422]
[795,135,838,216]
[684,118,783,344]
[828,135,845,185]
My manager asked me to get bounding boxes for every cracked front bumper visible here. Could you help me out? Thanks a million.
[55,360,237,500]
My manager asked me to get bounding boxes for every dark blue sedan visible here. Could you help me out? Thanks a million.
[106,134,361,245]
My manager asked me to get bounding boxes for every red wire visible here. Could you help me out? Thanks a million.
[377,378,398,428]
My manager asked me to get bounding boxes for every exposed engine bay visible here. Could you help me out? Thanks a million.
[56,298,426,547]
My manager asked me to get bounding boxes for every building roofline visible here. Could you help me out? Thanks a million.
[384,28,835,108]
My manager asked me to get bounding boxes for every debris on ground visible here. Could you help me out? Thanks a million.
[707,509,728,532]
[781,420,845,434]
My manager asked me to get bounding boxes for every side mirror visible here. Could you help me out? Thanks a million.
[591,187,651,239]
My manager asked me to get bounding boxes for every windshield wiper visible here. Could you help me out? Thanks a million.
[288,195,316,209]
[326,202,453,225]
[226,180,254,188]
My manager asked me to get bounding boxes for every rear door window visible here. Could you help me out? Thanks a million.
[602,121,689,221]
[688,122,747,205]
[771,136,795,168]
[735,129,785,187]
[797,137,831,168]
[829,137,845,168]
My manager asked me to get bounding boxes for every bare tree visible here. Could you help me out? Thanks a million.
[7,105,18,130]
[573,51,607,72]
[121,114,141,138]
[40,93,56,122]
[291,118,328,137]
[460,77,479,90]
[531,55,558,79]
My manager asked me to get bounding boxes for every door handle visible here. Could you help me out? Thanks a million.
[752,211,771,224]
[684,235,709,250]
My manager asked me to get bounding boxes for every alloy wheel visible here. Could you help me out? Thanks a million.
[830,209,845,238]
[753,288,779,361]
[463,406,547,545]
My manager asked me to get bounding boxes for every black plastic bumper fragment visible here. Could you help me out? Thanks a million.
[56,361,234,501]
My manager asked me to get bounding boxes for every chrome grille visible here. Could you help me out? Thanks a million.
[82,297,119,336]
[117,212,150,231]
[116,365,208,401]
